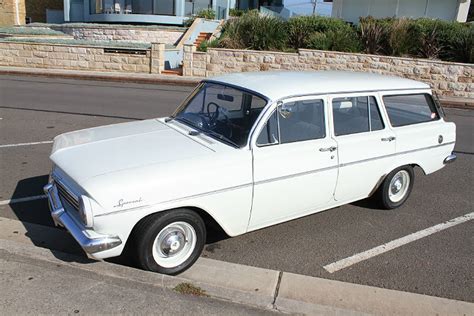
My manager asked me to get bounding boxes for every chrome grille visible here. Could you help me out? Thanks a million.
[55,179,79,211]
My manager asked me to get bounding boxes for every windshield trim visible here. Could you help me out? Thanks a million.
[173,81,271,149]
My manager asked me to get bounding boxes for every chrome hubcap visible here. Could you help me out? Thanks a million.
[152,222,196,268]
[388,170,410,203]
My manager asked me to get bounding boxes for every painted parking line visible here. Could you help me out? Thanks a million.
[324,212,474,273]
[0,141,53,149]
[0,195,47,206]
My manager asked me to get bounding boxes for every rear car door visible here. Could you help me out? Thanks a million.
[330,93,396,202]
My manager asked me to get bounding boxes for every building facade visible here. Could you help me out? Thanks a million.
[64,0,234,25]
[331,0,471,24]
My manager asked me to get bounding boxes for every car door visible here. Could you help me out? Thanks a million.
[330,93,396,202]
[248,96,338,231]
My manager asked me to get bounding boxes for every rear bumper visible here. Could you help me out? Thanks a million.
[443,153,457,164]
[43,182,122,254]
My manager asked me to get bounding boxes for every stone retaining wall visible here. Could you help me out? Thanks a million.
[183,46,473,98]
[52,25,185,45]
[0,41,164,73]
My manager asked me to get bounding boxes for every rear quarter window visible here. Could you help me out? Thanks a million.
[383,94,440,127]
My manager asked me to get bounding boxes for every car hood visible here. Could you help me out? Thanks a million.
[50,119,214,185]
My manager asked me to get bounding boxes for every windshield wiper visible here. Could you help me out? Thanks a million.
[202,130,239,148]
[174,117,239,148]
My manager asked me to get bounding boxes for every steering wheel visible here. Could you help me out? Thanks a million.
[206,102,233,138]
[206,102,221,126]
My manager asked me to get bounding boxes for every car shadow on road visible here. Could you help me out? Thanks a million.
[8,175,94,264]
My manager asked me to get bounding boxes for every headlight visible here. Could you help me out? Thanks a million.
[78,195,94,228]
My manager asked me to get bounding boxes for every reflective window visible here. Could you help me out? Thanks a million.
[383,94,440,127]
[257,99,326,146]
[174,83,267,148]
[256,111,279,146]
[332,96,384,136]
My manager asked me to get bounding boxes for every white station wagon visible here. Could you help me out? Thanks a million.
[44,71,456,274]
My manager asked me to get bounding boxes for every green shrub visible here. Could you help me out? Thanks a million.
[184,8,216,27]
[445,25,474,63]
[196,9,216,20]
[286,15,355,49]
[219,10,287,50]
[358,17,392,55]
[229,8,245,17]
[388,18,413,56]
[307,29,361,52]
[197,38,220,52]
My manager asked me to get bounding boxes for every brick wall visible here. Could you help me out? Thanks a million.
[0,0,26,26]
[52,25,184,46]
[0,41,156,73]
[183,46,473,98]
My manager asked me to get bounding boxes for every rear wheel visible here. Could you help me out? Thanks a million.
[377,166,414,209]
[131,209,206,275]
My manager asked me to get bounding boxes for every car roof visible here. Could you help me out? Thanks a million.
[207,71,430,101]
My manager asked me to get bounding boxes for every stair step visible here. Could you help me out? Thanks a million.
[161,69,183,76]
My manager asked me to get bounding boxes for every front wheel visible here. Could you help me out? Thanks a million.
[131,209,206,275]
[377,166,414,209]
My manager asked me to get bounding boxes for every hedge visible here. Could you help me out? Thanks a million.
[207,12,473,64]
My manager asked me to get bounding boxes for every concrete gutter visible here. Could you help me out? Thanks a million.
[0,66,201,86]
[0,218,472,315]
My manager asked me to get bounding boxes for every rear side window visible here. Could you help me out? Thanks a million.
[383,94,440,127]
[332,96,384,136]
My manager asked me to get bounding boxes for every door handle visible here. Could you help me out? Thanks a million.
[319,146,337,152]
[381,136,396,142]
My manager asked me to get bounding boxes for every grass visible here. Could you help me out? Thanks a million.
[173,282,209,297]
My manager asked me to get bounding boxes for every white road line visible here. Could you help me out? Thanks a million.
[324,212,474,274]
[0,195,47,206]
[0,141,53,148]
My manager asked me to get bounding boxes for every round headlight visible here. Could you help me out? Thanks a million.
[78,195,94,228]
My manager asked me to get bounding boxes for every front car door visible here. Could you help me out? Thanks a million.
[248,96,338,231]
[330,93,396,203]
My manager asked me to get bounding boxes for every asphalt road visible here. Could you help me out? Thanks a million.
[1,75,473,302]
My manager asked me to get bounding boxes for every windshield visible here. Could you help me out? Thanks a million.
[173,82,268,148]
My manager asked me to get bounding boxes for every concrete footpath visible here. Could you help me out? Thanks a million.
[0,218,472,315]
[0,66,473,110]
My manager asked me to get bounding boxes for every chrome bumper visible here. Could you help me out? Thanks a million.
[43,182,122,254]
[443,153,457,164]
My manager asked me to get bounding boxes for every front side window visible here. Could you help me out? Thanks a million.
[332,96,384,136]
[173,82,267,148]
[383,94,440,127]
[257,99,326,146]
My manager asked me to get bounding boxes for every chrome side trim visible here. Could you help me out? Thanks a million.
[340,141,455,169]
[95,182,254,217]
[255,165,337,186]
[443,153,457,164]
[95,141,455,218]
[44,182,122,253]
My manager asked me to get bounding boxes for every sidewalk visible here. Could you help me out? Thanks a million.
[0,246,277,315]
[0,66,472,110]
[0,217,473,315]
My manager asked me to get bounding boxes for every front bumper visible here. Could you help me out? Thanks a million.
[43,182,122,254]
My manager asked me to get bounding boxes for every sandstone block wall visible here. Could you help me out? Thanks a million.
[53,25,184,45]
[183,46,473,98]
[0,0,26,26]
[0,41,153,73]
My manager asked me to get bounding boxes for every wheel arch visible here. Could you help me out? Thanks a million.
[124,206,230,250]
